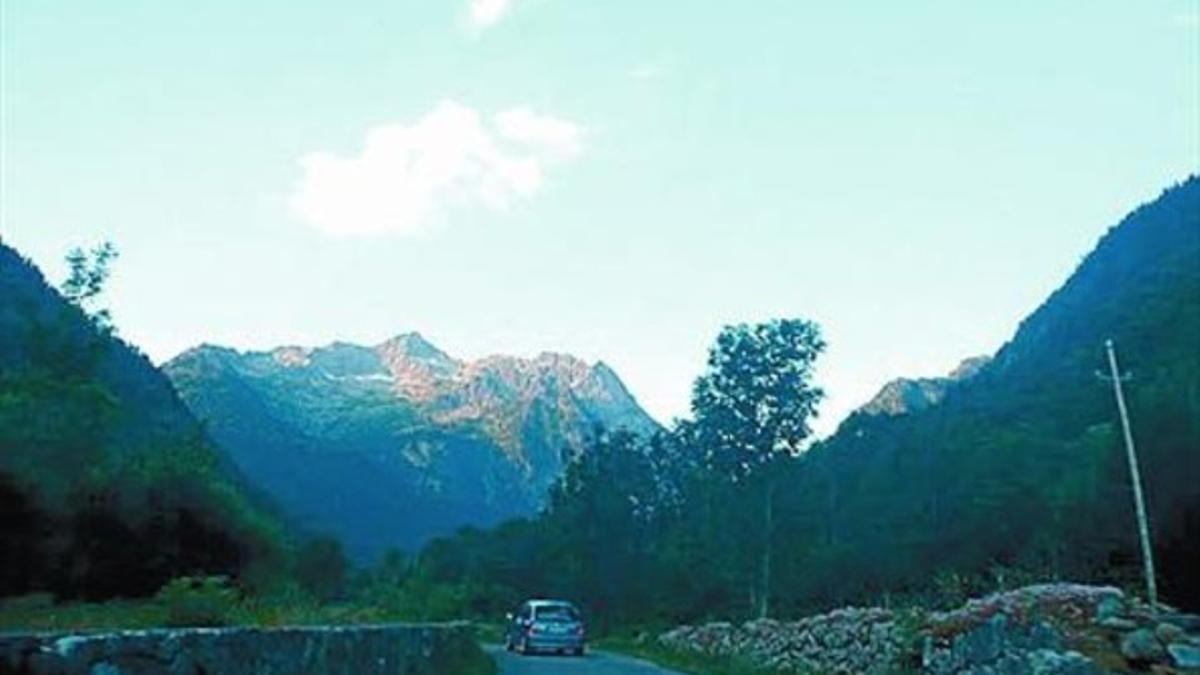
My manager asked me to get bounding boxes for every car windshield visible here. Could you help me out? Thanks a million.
[535,604,579,623]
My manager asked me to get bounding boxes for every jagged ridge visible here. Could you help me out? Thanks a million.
[164,333,658,561]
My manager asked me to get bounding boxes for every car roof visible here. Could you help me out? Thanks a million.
[526,599,576,607]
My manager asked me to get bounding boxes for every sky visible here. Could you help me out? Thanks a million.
[2,1,1198,436]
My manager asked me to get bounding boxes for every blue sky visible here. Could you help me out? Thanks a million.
[2,1,1197,434]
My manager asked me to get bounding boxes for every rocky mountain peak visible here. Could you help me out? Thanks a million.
[377,332,453,363]
[533,351,593,382]
[580,360,635,402]
[375,333,461,400]
[171,344,244,372]
[948,355,991,380]
[271,346,312,368]
[859,355,990,417]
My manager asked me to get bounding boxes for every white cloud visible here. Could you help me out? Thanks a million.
[466,0,512,30]
[494,107,584,158]
[289,101,584,237]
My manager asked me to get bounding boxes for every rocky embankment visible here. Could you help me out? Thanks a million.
[657,584,1200,673]
[0,622,478,675]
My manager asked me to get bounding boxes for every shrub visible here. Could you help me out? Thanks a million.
[155,576,239,627]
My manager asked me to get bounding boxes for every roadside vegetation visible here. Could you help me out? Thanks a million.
[431,638,497,675]
[0,556,509,632]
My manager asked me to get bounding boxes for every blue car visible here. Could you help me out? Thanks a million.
[505,599,586,656]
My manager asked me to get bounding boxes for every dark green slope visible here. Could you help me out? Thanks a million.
[0,241,284,600]
[783,176,1200,610]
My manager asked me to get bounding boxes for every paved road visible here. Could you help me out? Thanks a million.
[484,644,685,674]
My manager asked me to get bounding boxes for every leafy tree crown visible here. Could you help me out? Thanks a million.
[690,318,825,478]
[61,241,119,330]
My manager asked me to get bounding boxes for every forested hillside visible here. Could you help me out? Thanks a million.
[785,175,1200,611]
[0,241,286,600]
[406,177,1200,628]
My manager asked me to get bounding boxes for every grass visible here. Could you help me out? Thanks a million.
[433,638,498,675]
[0,594,170,632]
[0,595,412,632]
[0,587,485,633]
[471,621,506,644]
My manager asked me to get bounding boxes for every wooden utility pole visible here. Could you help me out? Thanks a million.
[1103,338,1159,614]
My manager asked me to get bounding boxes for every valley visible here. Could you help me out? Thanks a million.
[2,177,1198,674]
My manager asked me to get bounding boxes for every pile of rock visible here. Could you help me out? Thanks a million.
[0,622,479,675]
[921,584,1116,674]
[656,584,1200,674]
[658,606,905,673]
[1090,591,1200,670]
[924,584,1200,672]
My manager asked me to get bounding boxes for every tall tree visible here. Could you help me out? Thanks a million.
[61,241,118,331]
[689,319,825,617]
[295,536,348,601]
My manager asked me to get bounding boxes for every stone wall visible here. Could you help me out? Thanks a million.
[658,607,906,673]
[657,584,1200,674]
[0,622,478,675]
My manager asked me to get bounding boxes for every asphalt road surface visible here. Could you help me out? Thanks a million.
[485,644,685,674]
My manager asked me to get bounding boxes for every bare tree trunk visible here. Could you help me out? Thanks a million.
[759,479,775,619]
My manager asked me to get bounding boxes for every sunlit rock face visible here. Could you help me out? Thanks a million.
[859,356,990,417]
[164,333,658,561]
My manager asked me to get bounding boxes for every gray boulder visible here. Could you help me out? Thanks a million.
[1094,595,1125,622]
[1168,643,1200,668]
[1024,649,1103,675]
[1161,613,1200,633]
[1119,627,1166,664]
[1094,617,1137,631]
[1156,622,1186,644]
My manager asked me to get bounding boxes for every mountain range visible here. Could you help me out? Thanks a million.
[164,335,658,560]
